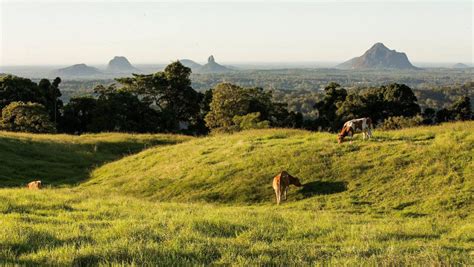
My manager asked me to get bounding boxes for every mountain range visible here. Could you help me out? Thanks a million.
[180,56,232,73]
[54,56,140,76]
[54,55,233,77]
[50,44,452,76]
[336,43,417,70]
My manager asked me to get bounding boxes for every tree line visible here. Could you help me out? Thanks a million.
[0,61,471,134]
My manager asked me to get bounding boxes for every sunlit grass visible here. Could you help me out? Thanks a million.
[0,122,472,265]
[85,122,473,214]
[0,189,472,265]
[0,131,192,186]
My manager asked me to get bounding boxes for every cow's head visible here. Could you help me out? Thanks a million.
[36,180,42,189]
[337,134,345,144]
[289,175,302,187]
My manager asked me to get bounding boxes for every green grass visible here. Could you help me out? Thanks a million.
[84,122,473,214]
[0,131,191,186]
[0,122,473,265]
[0,189,472,265]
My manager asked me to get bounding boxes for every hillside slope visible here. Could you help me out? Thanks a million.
[84,122,473,213]
[0,132,191,187]
[0,123,472,265]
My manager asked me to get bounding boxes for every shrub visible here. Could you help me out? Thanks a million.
[0,101,56,133]
[380,115,423,130]
[232,112,270,131]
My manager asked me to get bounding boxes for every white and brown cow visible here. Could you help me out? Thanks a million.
[272,171,302,205]
[27,180,42,190]
[337,118,373,143]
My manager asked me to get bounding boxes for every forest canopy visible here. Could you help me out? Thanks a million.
[0,64,472,134]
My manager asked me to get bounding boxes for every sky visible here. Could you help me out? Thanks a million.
[0,1,472,66]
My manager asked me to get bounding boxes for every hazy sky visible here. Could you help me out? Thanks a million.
[1,1,472,65]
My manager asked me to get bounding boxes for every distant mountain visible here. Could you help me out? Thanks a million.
[107,56,138,73]
[55,64,102,76]
[179,59,202,70]
[452,63,470,69]
[336,43,417,70]
[197,55,231,73]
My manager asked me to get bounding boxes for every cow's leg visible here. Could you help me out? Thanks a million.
[284,187,288,200]
[368,128,372,139]
[275,188,281,205]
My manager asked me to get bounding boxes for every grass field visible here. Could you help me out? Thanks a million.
[0,122,473,265]
[0,131,191,186]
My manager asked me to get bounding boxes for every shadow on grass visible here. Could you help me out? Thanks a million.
[372,134,435,142]
[0,135,184,188]
[298,181,347,197]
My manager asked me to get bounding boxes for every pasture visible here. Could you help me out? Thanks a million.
[0,122,472,265]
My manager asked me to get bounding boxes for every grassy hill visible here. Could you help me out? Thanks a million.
[84,122,473,214]
[0,131,191,186]
[0,122,472,265]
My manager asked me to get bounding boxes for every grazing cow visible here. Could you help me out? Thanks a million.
[338,117,373,143]
[272,171,302,205]
[27,180,42,190]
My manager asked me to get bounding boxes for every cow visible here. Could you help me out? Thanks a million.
[272,171,302,205]
[27,180,42,190]
[338,117,373,144]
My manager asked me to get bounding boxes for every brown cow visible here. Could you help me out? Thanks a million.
[338,117,373,143]
[27,180,42,190]
[272,171,302,205]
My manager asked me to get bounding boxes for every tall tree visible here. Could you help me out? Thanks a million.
[436,96,472,123]
[0,75,42,111]
[205,83,273,131]
[116,61,201,132]
[449,96,471,121]
[334,83,421,128]
[313,82,347,131]
[38,77,62,124]
[59,97,97,134]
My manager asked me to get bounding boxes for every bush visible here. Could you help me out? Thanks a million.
[0,101,56,133]
[380,115,423,130]
[232,112,270,131]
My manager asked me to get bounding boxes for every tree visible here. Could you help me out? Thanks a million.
[204,83,273,131]
[116,61,201,132]
[0,101,55,133]
[38,77,62,124]
[333,83,421,129]
[449,96,471,121]
[422,108,436,124]
[435,108,451,123]
[59,97,97,134]
[87,85,161,133]
[435,96,471,123]
[0,75,42,111]
[270,102,303,128]
[380,83,420,118]
[59,85,162,134]
[187,89,213,135]
[313,82,347,131]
